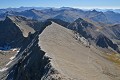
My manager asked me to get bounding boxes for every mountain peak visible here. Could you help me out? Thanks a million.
[5,15,27,21]
[5,16,13,22]
[74,18,93,28]
[92,9,97,12]
[75,18,85,22]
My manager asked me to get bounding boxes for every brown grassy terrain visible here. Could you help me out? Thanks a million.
[105,53,120,66]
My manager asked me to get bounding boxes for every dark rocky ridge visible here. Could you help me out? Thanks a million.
[96,34,120,53]
[0,16,24,48]
[0,16,52,49]
[47,19,70,27]
[67,18,97,40]
[67,18,120,53]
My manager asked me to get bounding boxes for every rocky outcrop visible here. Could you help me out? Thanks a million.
[96,34,120,52]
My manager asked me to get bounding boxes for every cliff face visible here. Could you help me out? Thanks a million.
[5,32,52,80]
[0,16,24,48]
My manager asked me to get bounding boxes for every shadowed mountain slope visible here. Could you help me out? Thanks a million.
[0,16,51,49]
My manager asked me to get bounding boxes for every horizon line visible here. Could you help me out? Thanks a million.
[1,6,120,9]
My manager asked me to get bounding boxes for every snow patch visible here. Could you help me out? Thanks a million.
[9,54,16,60]
[0,49,20,72]
[80,37,89,46]
[10,49,19,60]
[12,49,17,51]
[10,56,15,60]
[96,29,100,32]
[75,33,89,46]
[0,67,8,72]
[6,61,13,66]
[17,50,19,53]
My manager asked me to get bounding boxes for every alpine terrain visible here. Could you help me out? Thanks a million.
[0,7,120,80]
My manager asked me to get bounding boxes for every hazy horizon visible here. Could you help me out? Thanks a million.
[0,0,120,9]
[1,6,120,10]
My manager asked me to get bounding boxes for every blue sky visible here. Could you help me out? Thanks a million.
[0,0,120,9]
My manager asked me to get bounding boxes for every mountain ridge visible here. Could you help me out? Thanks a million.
[0,9,120,80]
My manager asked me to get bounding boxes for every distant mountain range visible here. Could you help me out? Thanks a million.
[0,7,120,25]
[0,7,120,13]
